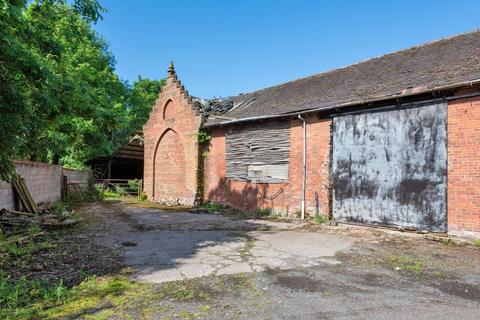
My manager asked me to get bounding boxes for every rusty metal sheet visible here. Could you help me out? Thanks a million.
[332,101,447,232]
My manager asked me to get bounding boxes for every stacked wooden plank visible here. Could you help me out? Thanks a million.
[11,174,38,214]
[0,174,79,233]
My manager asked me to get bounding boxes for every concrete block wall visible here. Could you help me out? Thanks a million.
[63,168,91,187]
[0,160,63,210]
[204,115,331,217]
[0,180,15,210]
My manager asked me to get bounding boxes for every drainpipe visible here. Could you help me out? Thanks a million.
[298,114,307,220]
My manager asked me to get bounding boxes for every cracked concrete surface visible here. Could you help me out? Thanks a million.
[81,202,480,319]
[90,202,352,283]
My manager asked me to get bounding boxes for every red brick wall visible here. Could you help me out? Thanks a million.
[143,71,202,205]
[448,94,480,237]
[142,70,480,236]
[204,115,331,216]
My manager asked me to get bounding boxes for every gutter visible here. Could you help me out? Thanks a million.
[201,79,480,128]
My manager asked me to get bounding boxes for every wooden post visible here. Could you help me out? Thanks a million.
[107,158,112,179]
[61,175,67,200]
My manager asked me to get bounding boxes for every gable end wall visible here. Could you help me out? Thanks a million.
[143,75,202,205]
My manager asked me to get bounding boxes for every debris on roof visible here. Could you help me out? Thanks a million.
[193,97,234,116]
[200,30,480,126]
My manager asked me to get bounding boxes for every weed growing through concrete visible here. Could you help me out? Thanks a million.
[387,255,424,273]
[239,238,256,261]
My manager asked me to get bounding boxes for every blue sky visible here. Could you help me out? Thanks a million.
[94,0,480,98]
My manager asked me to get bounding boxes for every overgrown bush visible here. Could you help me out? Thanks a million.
[51,201,68,216]
[65,185,103,202]
[198,130,212,144]
[127,179,141,193]
[82,185,103,201]
[102,189,120,199]
[256,207,273,217]
[102,185,126,199]
[114,185,127,197]
[139,192,148,202]
[314,214,325,224]
[202,202,227,213]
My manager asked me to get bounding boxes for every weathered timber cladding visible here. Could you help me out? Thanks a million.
[226,121,290,183]
[332,101,447,232]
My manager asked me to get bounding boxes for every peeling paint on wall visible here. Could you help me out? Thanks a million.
[332,102,447,232]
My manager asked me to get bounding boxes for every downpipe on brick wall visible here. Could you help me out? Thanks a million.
[298,114,307,220]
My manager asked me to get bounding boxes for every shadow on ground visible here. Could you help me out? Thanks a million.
[83,201,350,283]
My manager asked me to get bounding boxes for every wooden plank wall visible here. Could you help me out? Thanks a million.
[226,120,290,183]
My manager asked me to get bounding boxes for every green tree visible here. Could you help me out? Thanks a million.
[127,77,164,132]
[0,0,106,180]
[0,0,163,179]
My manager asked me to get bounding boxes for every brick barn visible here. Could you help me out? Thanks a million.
[143,31,480,237]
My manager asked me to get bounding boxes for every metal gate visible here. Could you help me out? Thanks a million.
[332,101,447,232]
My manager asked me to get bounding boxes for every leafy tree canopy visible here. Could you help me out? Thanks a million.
[0,0,162,180]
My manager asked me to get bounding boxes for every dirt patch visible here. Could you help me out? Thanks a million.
[123,198,193,212]
[431,280,480,302]
[336,235,480,277]
[276,275,325,292]
[354,272,389,287]
[4,232,122,286]
[1,202,124,287]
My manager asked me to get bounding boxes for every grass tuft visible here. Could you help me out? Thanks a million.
[314,214,325,224]
[387,255,424,273]
[202,202,228,213]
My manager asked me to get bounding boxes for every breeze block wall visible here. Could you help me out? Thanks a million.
[204,115,331,217]
[0,160,63,210]
[448,92,480,237]
[143,65,203,205]
[63,168,91,189]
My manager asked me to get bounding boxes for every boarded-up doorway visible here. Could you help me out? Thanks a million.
[332,101,447,232]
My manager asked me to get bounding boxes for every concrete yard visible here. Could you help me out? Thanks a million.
[79,201,480,320]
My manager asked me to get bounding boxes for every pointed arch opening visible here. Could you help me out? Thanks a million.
[163,99,175,120]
